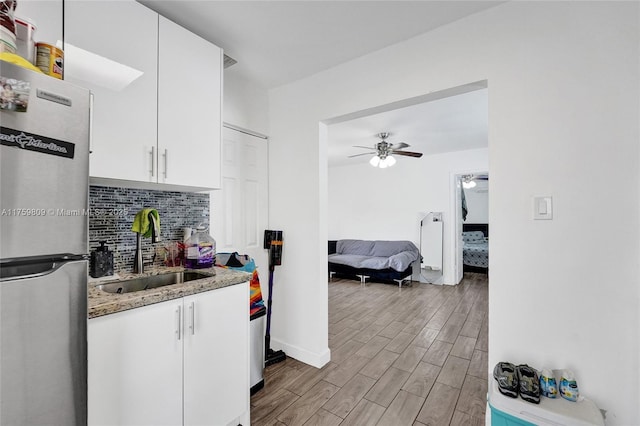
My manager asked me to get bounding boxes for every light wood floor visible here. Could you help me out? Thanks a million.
[250,273,488,426]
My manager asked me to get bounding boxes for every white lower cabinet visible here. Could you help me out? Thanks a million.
[88,298,182,425]
[88,283,249,426]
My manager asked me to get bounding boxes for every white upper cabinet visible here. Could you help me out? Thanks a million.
[64,0,159,183]
[63,2,223,190]
[157,16,222,189]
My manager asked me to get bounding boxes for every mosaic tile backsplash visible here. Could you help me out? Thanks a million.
[89,186,210,272]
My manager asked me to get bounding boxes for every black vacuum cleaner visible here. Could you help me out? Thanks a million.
[264,230,286,366]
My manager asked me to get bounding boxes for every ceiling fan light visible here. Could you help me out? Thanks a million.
[379,158,389,168]
[462,180,476,189]
[369,155,380,167]
[386,155,396,167]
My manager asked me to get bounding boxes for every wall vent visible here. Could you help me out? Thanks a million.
[223,54,237,69]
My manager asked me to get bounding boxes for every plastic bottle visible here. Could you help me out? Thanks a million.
[184,223,216,269]
[539,368,557,398]
[559,370,579,402]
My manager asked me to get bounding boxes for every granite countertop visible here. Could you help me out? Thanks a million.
[88,266,251,319]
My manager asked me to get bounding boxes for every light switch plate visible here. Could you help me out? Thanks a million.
[533,196,553,220]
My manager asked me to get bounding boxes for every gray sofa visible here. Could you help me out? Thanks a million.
[328,239,420,286]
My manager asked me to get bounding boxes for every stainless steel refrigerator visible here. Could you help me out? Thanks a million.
[0,61,91,425]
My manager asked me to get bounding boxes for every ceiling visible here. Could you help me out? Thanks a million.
[139,1,503,89]
[327,88,488,167]
[139,1,494,163]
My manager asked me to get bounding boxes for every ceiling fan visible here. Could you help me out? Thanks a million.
[349,132,423,168]
[461,174,489,189]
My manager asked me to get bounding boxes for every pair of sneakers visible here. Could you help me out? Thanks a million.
[493,362,540,404]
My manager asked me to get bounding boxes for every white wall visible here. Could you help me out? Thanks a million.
[14,0,62,47]
[268,2,639,423]
[464,181,488,224]
[223,70,269,135]
[328,148,488,284]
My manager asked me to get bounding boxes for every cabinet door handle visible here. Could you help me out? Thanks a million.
[189,301,195,335]
[163,149,168,180]
[150,146,156,178]
[175,305,182,340]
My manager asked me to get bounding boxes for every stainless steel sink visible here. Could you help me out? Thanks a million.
[97,271,211,294]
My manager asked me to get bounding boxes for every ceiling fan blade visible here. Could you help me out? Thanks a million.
[352,145,375,150]
[391,142,409,150]
[392,150,423,158]
[348,152,376,158]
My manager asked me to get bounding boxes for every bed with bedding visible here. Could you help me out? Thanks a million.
[328,239,420,286]
[462,228,488,272]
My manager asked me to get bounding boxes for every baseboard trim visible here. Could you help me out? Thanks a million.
[270,338,331,368]
[250,379,264,396]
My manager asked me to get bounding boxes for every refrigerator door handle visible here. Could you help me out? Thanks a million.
[1,260,70,282]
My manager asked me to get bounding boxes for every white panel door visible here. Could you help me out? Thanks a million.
[211,127,269,274]
[88,299,183,426]
[183,283,249,426]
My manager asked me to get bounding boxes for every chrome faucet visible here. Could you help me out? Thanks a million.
[134,232,143,273]
[132,208,160,274]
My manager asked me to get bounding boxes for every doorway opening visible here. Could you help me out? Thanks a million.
[323,81,488,286]
[452,172,489,284]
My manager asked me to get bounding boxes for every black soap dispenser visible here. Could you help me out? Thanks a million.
[90,241,114,278]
